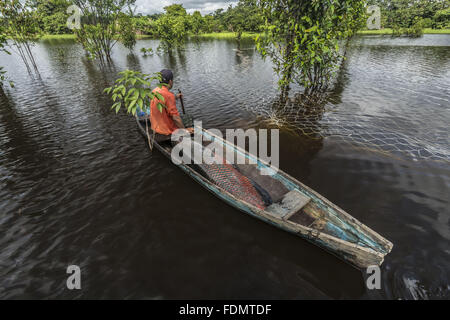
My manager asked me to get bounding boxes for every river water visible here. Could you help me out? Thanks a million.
[0,35,449,299]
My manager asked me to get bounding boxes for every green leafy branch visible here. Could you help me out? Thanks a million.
[140,47,154,56]
[103,70,166,115]
[0,33,14,88]
[0,67,14,88]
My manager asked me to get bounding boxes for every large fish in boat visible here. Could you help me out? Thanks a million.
[189,141,270,209]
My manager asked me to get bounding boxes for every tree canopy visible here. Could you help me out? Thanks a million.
[72,0,137,61]
[256,0,366,97]
[4,0,447,42]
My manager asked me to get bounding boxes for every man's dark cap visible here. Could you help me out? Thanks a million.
[160,69,173,84]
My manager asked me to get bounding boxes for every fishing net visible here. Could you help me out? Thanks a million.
[246,97,450,163]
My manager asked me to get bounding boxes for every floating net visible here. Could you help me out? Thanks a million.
[246,97,450,163]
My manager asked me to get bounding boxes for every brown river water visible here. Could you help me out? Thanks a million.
[0,35,449,299]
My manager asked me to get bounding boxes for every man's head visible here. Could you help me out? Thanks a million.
[160,69,173,89]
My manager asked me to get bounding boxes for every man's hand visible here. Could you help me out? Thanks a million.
[175,93,183,100]
[186,127,194,134]
[172,115,189,131]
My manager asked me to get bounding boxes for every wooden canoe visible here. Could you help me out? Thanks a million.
[136,117,393,269]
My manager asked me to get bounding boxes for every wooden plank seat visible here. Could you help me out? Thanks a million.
[265,189,311,220]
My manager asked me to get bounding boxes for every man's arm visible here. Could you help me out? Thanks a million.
[169,93,193,133]
[172,115,185,129]
[172,115,194,133]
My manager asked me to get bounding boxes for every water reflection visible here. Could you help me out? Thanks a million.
[126,52,142,71]
[161,50,178,69]
[0,35,448,299]
[234,47,255,71]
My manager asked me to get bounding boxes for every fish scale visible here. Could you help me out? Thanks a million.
[198,163,267,210]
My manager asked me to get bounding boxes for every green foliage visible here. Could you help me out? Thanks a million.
[225,0,263,40]
[0,66,14,88]
[118,13,137,52]
[392,24,403,36]
[207,10,226,32]
[140,47,153,56]
[190,11,203,35]
[421,18,433,28]
[133,15,155,35]
[0,0,42,42]
[74,24,107,60]
[34,0,72,34]
[42,11,70,34]
[223,4,245,40]
[104,70,165,115]
[256,0,366,97]
[73,0,136,61]
[155,4,190,51]
[136,1,264,39]
[406,18,425,37]
[0,0,41,73]
[434,8,450,29]
[9,0,447,42]
[130,15,161,37]
[201,15,216,33]
[196,32,260,39]
[0,32,14,88]
[392,17,426,37]
[373,0,450,37]
[0,33,9,55]
[202,0,262,39]
[368,0,449,29]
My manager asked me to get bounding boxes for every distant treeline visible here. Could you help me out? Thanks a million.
[368,0,449,29]
[1,0,449,93]
[9,0,448,38]
[27,0,263,38]
[27,0,450,37]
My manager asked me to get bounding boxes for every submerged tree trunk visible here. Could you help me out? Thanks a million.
[280,31,295,101]
[236,31,242,42]
[23,43,39,72]
[12,40,39,75]
[15,43,32,74]
[280,63,292,101]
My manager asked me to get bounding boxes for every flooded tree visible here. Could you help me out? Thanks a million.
[155,4,190,51]
[119,13,137,53]
[255,0,366,99]
[0,0,41,74]
[73,0,137,62]
[224,0,263,42]
[190,11,204,36]
[0,32,13,89]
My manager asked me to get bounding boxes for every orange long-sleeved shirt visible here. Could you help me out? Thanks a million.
[150,86,180,135]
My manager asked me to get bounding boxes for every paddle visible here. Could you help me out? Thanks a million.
[177,89,194,130]
[178,89,186,114]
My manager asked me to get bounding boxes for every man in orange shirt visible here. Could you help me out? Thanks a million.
[150,69,193,137]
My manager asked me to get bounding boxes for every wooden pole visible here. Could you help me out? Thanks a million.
[178,89,186,114]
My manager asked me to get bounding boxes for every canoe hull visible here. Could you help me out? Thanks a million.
[182,163,387,268]
[136,118,393,269]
